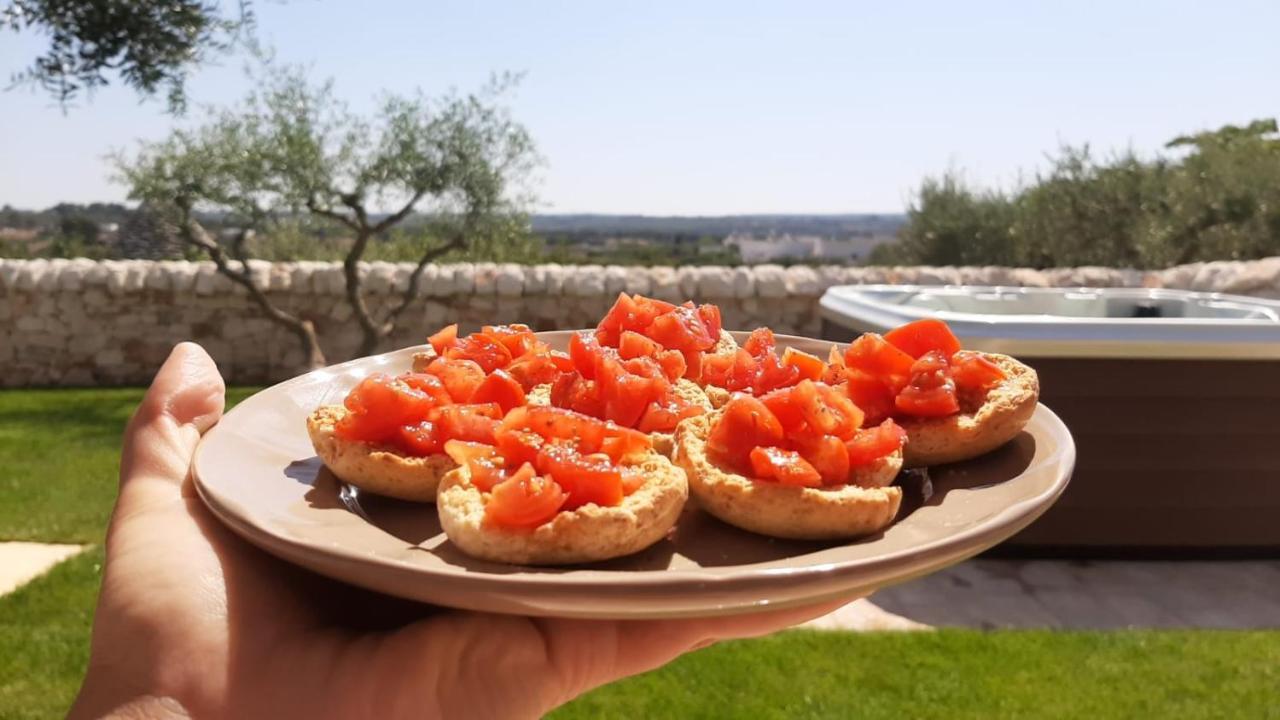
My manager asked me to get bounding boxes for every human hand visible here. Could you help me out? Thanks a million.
[70,343,848,719]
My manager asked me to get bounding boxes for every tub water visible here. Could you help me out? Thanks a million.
[819,285,1280,553]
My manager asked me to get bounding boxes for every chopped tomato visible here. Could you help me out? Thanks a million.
[885,318,962,359]
[743,327,776,356]
[782,346,826,381]
[493,427,543,469]
[794,435,850,485]
[603,372,657,428]
[761,385,806,431]
[618,330,662,359]
[636,395,703,433]
[336,375,436,444]
[505,356,560,391]
[621,466,646,494]
[549,372,606,418]
[446,333,513,373]
[752,350,801,394]
[708,395,786,469]
[507,406,608,454]
[485,464,566,529]
[814,382,864,438]
[622,356,666,380]
[435,404,500,444]
[895,383,959,417]
[656,350,687,382]
[482,323,537,357]
[600,425,652,462]
[683,348,703,382]
[696,303,722,340]
[535,443,623,510]
[443,439,506,491]
[397,421,442,457]
[844,333,915,389]
[424,358,485,403]
[698,351,733,389]
[895,351,960,417]
[845,419,907,467]
[470,369,526,413]
[569,331,603,380]
[549,350,575,372]
[646,305,715,353]
[821,344,846,385]
[748,446,823,487]
[427,324,458,354]
[843,371,897,426]
[398,372,453,405]
[950,350,1006,392]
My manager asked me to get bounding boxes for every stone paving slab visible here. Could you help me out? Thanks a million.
[869,559,1280,630]
[805,599,931,631]
[0,542,86,596]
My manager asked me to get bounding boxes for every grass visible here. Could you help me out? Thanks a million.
[0,387,257,543]
[552,629,1280,719]
[2,387,1279,718]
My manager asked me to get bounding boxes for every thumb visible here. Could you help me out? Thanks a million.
[116,342,226,517]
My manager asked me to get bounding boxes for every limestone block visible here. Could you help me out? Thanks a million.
[451,263,476,295]
[675,266,699,299]
[472,262,499,295]
[495,263,525,296]
[754,265,787,298]
[731,266,756,297]
[648,267,680,301]
[602,265,629,296]
[15,259,48,291]
[170,262,199,293]
[567,265,605,297]
[697,266,734,298]
[784,265,821,296]
[623,266,652,295]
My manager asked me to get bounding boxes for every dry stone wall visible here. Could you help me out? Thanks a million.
[2,257,1279,386]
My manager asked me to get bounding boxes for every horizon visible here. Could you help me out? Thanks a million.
[2,1,1278,214]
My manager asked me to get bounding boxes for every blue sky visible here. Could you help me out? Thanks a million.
[1,1,1277,214]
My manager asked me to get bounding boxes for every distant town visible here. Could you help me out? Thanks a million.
[0,204,905,266]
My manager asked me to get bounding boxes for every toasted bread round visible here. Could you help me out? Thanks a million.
[899,353,1039,468]
[673,413,903,540]
[437,450,688,565]
[306,405,454,502]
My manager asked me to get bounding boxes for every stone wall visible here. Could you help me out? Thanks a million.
[2,257,1278,387]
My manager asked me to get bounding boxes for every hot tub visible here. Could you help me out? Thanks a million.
[820,285,1280,555]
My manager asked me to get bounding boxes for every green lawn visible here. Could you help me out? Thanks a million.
[2,388,1278,718]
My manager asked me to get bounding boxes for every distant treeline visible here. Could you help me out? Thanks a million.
[877,119,1280,268]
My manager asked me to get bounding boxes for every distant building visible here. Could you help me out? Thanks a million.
[723,233,894,263]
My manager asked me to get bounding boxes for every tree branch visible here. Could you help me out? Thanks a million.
[380,232,465,329]
[305,197,360,231]
[371,190,426,235]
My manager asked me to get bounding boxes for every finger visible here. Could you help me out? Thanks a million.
[116,342,225,515]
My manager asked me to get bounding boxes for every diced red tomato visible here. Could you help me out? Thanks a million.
[844,333,916,386]
[470,369,526,413]
[761,385,806,431]
[484,464,566,529]
[814,382,864,438]
[794,435,851,485]
[895,383,959,417]
[782,347,825,381]
[493,427,543,469]
[708,395,786,469]
[748,446,823,487]
[569,331,603,380]
[656,350,687,382]
[950,350,1006,392]
[845,419,907,467]
[507,405,608,454]
[885,318,962,359]
[535,443,623,510]
[336,375,436,444]
[398,372,453,405]
[696,303,722,340]
[619,330,662,359]
[600,425,652,462]
[427,324,458,354]
[446,333,513,373]
[646,305,715,353]
[482,324,537,357]
[397,421,442,456]
[843,371,897,426]
[743,327,776,356]
[435,404,500,444]
[424,358,485,403]
[604,372,658,428]
[505,355,561,391]
[636,395,704,433]
[443,439,506,491]
[821,344,846,384]
[549,350,574,372]
[752,350,801,394]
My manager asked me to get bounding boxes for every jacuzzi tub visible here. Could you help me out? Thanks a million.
[820,285,1280,554]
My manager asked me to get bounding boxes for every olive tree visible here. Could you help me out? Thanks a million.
[3,0,254,110]
[115,65,536,366]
